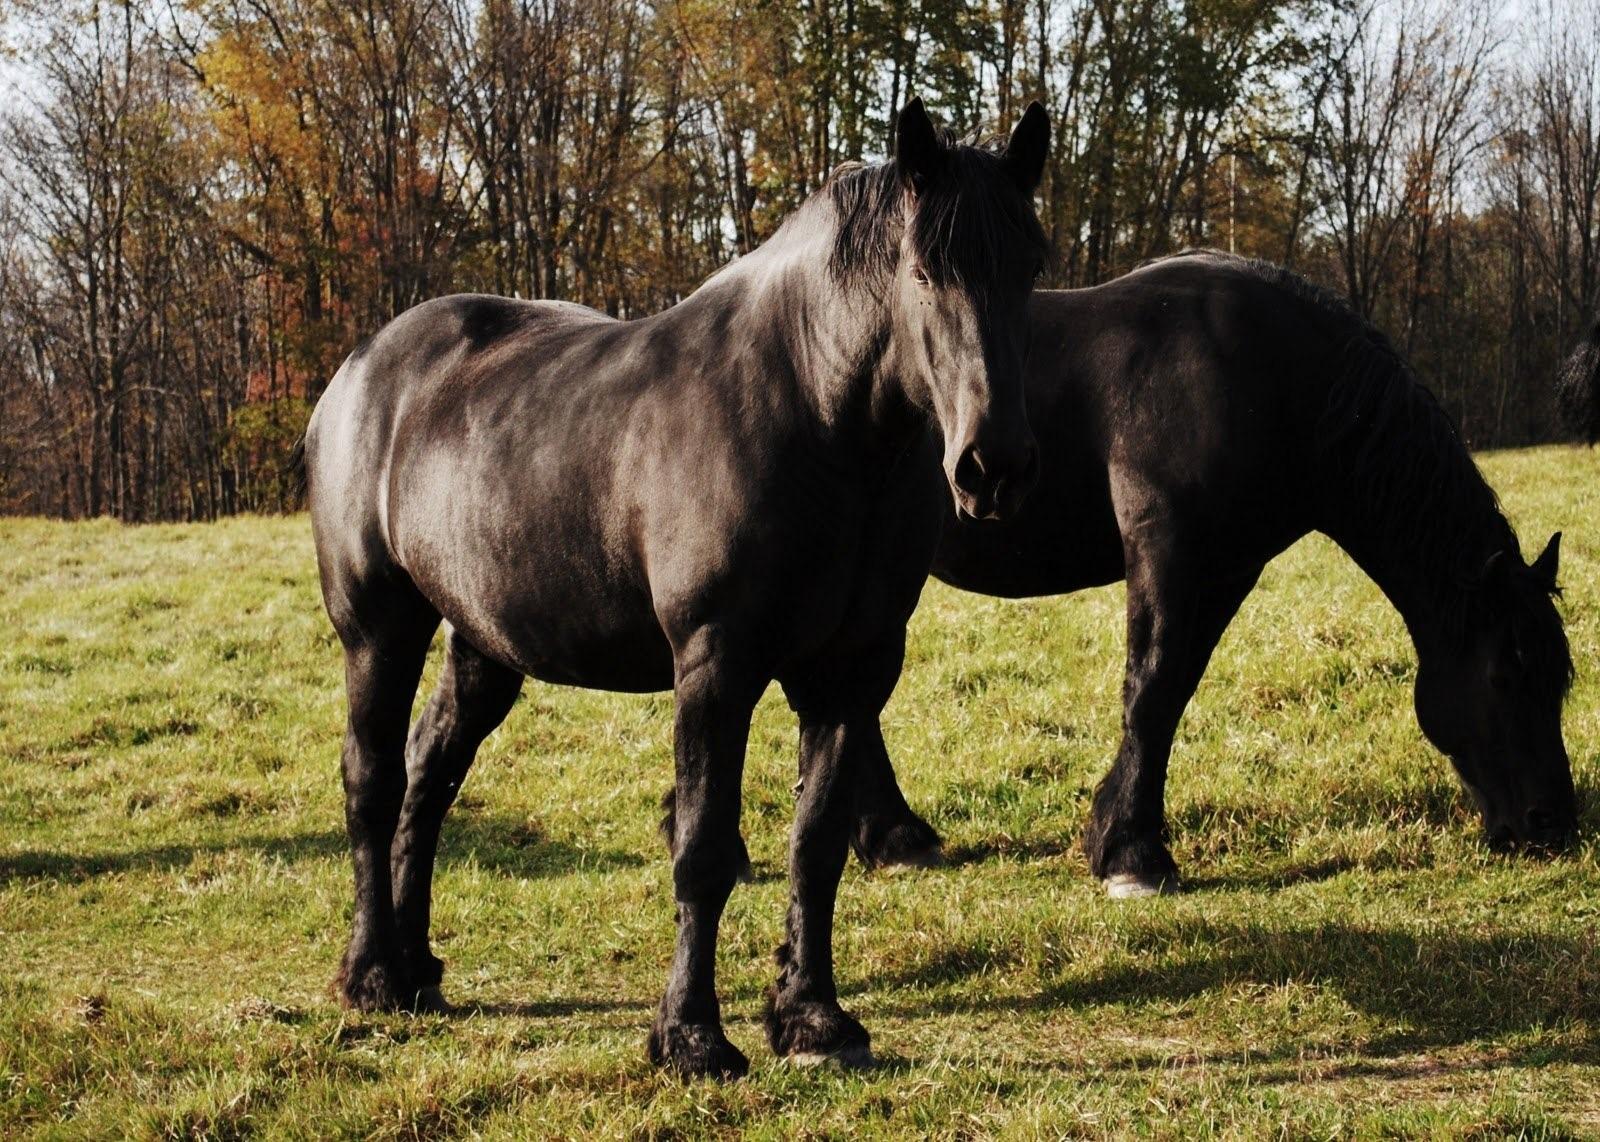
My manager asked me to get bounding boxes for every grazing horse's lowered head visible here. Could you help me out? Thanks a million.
[833,98,1049,519]
[1414,532,1577,851]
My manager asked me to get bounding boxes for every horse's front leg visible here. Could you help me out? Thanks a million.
[659,719,940,870]
[765,648,902,1065]
[648,633,761,1079]
[659,724,940,875]
[1084,537,1257,897]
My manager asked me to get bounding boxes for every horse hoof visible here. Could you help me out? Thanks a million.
[412,985,450,1013]
[879,849,943,873]
[785,1042,876,1069]
[765,996,871,1064]
[1103,873,1180,899]
[333,955,407,1012]
[856,815,944,871]
[647,1021,750,1080]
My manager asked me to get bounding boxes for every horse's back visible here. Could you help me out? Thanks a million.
[933,254,1355,597]
[1066,253,1350,438]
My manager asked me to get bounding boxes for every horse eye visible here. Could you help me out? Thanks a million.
[911,265,931,287]
[1032,263,1045,281]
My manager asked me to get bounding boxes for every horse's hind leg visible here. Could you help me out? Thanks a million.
[330,583,439,1011]
[660,695,941,876]
[1084,540,1258,898]
[849,724,943,870]
[391,628,523,1009]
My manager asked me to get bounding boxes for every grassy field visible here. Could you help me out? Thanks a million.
[3,445,1600,1139]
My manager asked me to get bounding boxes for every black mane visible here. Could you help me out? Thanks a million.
[1153,249,1572,694]
[827,135,1048,288]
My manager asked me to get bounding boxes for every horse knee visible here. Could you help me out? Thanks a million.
[658,786,679,852]
[342,741,403,813]
[671,827,745,902]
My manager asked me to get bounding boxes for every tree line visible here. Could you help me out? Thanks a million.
[0,0,1596,521]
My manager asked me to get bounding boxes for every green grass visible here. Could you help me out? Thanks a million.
[4,445,1600,1138]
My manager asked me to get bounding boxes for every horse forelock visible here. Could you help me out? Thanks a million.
[1501,571,1576,699]
[826,138,1047,289]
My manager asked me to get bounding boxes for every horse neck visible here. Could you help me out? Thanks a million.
[680,210,908,442]
[1314,379,1517,659]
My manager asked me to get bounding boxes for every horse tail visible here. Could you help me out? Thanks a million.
[1556,314,1600,443]
[287,433,308,505]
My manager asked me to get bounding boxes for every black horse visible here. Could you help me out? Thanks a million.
[846,250,1576,896]
[304,100,1050,1078]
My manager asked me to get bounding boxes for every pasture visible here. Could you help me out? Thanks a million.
[4,444,1600,1138]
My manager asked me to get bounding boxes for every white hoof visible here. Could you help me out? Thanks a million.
[786,1043,875,1070]
[1103,873,1179,899]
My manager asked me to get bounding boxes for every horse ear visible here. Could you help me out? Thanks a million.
[1005,101,1050,194]
[1531,531,1562,588]
[895,97,942,194]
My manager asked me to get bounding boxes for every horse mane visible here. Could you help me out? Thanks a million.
[826,133,1048,288]
[1150,249,1573,694]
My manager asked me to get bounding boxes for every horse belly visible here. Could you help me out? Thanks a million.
[427,565,675,693]
[391,478,676,692]
[499,618,674,693]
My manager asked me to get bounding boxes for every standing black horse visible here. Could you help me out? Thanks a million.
[846,251,1576,896]
[304,100,1050,1078]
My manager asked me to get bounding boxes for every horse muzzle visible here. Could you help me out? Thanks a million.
[948,436,1038,521]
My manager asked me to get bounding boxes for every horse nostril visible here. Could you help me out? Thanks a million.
[954,445,987,492]
[1526,808,1558,837]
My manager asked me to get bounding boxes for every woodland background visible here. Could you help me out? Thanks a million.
[1,0,1597,521]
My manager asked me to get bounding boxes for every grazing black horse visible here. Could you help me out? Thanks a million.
[304,99,1050,1078]
[845,251,1577,896]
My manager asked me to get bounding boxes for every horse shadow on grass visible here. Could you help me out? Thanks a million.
[940,835,1080,868]
[862,916,1600,1062]
[0,808,646,885]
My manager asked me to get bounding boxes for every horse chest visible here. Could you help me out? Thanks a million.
[767,486,942,659]
[639,467,934,667]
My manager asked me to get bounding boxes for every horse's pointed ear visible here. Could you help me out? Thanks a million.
[1005,101,1050,194]
[895,97,942,194]
[1531,531,1562,588]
